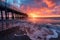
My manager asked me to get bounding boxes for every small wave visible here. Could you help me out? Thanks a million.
[13,20,60,40]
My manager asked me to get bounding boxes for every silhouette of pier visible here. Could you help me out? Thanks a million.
[0,0,28,20]
[0,0,28,34]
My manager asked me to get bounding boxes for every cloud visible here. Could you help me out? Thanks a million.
[43,0,56,8]
[20,0,60,17]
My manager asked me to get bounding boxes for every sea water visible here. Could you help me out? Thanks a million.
[0,17,60,40]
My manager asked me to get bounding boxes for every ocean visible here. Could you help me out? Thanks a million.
[0,17,60,40]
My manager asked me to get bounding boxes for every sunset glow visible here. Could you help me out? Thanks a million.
[1,0,60,40]
[3,0,60,17]
[28,13,39,18]
[20,0,60,18]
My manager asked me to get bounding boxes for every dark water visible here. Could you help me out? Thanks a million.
[0,17,60,40]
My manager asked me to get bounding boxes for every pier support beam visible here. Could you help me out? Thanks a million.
[7,12,9,19]
[14,14,15,19]
[5,11,8,20]
[12,12,14,19]
[1,10,3,20]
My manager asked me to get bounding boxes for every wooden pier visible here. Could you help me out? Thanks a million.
[0,0,28,34]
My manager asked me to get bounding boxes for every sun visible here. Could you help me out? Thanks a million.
[27,13,40,23]
[28,13,39,18]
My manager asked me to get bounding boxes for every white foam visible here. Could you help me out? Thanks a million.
[13,21,60,40]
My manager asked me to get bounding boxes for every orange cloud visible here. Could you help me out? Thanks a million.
[20,5,55,16]
[43,0,56,8]
[20,0,60,18]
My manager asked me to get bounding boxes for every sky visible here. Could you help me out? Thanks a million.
[2,0,60,17]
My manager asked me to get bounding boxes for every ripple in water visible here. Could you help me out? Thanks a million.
[13,18,60,40]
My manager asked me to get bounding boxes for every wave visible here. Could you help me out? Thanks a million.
[13,20,60,40]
